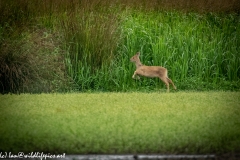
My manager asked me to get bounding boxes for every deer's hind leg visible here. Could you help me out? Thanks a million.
[159,77,169,92]
[167,77,177,89]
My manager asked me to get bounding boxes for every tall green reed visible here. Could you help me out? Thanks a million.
[1,0,239,93]
[118,11,240,90]
[62,9,240,91]
[60,7,123,91]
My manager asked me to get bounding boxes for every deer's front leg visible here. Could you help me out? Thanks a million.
[132,71,140,79]
[132,72,136,79]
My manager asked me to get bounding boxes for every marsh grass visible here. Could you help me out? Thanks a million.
[120,12,240,80]
[63,10,240,92]
[0,0,239,93]
[0,92,240,154]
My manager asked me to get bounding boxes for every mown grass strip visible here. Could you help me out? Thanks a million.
[0,92,240,154]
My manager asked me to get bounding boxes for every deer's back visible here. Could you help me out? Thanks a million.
[136,65,167,77]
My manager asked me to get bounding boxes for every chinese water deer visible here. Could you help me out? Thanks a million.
[130,52,176,92]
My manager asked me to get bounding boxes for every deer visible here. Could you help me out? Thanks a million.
[130,52,176,92]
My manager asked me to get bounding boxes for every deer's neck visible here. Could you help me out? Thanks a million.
[135,60,143,68]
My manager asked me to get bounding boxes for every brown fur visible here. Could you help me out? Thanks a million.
[130,52,176,92]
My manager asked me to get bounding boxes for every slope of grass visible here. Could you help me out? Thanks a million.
[1,1,240,93]
[0,92,240,154]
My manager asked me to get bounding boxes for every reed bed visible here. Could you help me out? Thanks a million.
[0,0,239,93]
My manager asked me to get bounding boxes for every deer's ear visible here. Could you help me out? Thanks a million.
[136,52,140,56]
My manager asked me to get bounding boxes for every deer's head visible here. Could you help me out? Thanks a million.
[130,52,140,63]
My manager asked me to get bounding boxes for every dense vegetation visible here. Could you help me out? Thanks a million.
[0,0,239,93]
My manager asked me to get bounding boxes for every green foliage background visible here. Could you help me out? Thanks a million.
[0,0,239,93]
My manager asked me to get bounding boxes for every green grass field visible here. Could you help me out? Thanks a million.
[0,92,240,154]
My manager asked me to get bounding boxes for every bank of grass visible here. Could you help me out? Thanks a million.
[65,10,240,92]
[0,0,240,93]
[0,91,240,154]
